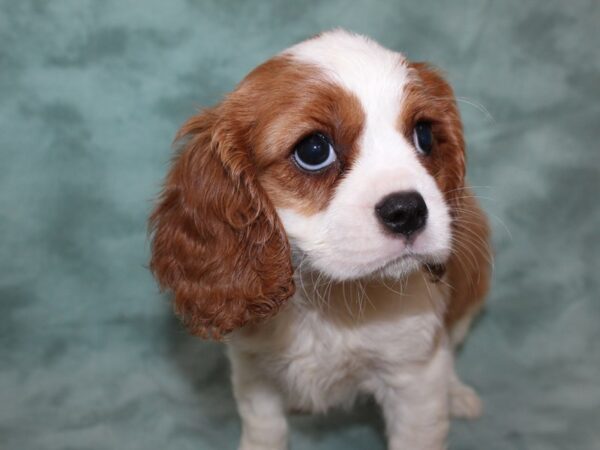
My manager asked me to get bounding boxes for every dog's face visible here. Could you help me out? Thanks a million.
[150,30,466,338]
[268,34,465,280]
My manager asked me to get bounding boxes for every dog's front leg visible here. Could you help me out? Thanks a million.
[376,338,451,450]
[229,349,288,450]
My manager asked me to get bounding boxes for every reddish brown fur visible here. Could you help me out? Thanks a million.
[149,101,295,339]
[402,63,491,326]
[401,63,467,200]
[445,190,492,326]
[149,56,365,338]
[243,57,365,215]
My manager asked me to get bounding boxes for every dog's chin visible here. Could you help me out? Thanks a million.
[371,250,448,281]
[294,247,449,284]
[376,255,422,279]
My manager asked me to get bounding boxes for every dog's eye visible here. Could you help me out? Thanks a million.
[293,133,337,172]
[413,121,433,155]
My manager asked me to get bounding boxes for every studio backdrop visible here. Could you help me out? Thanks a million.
[0,1,598,449]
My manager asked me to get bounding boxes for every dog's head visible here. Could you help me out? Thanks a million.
[150,30,466,338]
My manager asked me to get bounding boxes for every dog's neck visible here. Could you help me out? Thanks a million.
[291,267,449,324]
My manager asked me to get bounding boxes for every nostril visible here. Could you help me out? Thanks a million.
[386,209,409,225]
[375,191,428,237]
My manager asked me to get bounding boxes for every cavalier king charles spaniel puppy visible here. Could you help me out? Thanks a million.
[150,29,491,450]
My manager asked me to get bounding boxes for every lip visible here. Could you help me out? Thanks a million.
[376,252,417,273]
[376,247,446,275]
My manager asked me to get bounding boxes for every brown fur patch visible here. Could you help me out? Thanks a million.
[149,103,295,339]
[239,57,366,215]
[400,63,491,326]
[445,190,492,326]
[400,62,466,202]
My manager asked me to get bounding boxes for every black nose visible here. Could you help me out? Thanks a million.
[375,191,428,237]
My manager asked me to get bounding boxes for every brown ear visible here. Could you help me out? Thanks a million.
[406,64,491,325]
[149,107,295,339]
[445,189,492,327]
[406,63,468,206]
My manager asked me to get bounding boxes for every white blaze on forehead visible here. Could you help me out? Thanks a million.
[285,30,410,119]
[285,30,417,172]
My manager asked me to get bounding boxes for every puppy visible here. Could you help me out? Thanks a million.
[150,29,491,450]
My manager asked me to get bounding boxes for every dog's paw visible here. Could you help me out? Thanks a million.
[449,381,482,419]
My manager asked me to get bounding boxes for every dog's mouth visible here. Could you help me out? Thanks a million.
[373,251,447,283]
[421,262,447,282]
[290,236,450,283]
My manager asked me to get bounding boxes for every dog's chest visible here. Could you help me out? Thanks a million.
[236,275,447,413]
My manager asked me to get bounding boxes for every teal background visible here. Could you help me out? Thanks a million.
[1,1,599,449]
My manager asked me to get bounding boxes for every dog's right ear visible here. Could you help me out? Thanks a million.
[149,107,295,339]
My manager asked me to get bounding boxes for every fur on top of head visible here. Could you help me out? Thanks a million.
[149,29,470,339]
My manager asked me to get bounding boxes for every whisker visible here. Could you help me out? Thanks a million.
[455,96,495,122]
[420,272,441,321]
[381,277,406,297]
[452,195,497,202]
[444,185,494,195]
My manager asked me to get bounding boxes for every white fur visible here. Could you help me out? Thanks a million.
[230,273,453,450]
[227,30,479,450]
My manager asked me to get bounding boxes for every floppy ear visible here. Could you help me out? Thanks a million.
[445,190,492,327]
[408,63,492,317]
[407,62,467,204]
[414,67,491,325]
[149,107,295,339]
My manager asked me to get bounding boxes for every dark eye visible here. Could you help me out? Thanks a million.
[413,121,433,155]
[292,133,337,172]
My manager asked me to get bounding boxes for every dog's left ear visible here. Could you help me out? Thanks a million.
[408,63,489,291]
[408,64,492,318]
[149,104,295,339]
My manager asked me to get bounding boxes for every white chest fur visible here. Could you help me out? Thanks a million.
[228,271,449,414]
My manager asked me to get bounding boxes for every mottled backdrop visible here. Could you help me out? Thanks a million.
[1,1,598,449]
